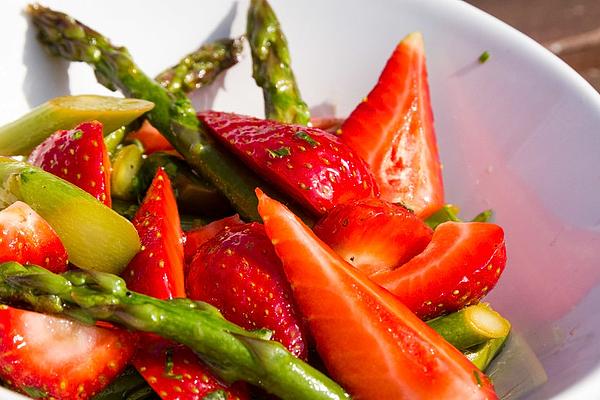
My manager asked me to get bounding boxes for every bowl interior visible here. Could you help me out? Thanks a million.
[2,0,600,398]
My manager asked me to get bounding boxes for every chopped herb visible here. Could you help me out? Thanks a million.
[71,129,84,140]
[266,146,291,158]
[471,209,493,223]
[202,390,228,400]
[163,348,184,380]
[295,131,320,147]
[478,51,490,64]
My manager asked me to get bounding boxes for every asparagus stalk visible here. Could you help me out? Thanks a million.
[0,262,349,400]
[0,95,153,156]
[28,4,265,221]
[92,367,156,400]
[427,303,511,351]
[103,126,127,159]
[0,158,140,273]
[110,143,145,201]
[156,37,244,94]
[247,0,310,125]
[425,204,494,229]
[138,152,232,217]
[465,335,509,371]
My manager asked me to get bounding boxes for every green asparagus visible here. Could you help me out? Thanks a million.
[156,37,244,94]
[427,304,511,351]
[247,0,310,125]
[465,335,509,371]
[28,4,265,221]
[103,126,127,159]
[0,95,153,156]
[111,143,145,201]
[0,262,349,400]
[426,204,494,229]
[0,158,140,273]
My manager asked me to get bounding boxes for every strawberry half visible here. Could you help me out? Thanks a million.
[0,201,67,273]
[313,198,433,275]
[28,120,112,206]
[371,221,507,319]
[340,32,444,218]
[122,168,185,299]
[133,338,248,400]
[186,222,308,359]
[0,306,134,399]
[183,214,243,264]
[198,111,378,215]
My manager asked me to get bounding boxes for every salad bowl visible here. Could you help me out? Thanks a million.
[1,0,600,398]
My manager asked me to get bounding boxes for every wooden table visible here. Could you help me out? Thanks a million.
[467,0,600,91]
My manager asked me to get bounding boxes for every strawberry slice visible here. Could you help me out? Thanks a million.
[339,32,444,218]
[187,222,308,359]
[0,306,134,399]
[198,111,378,215]
[122,171,247,400]
[133,338,248,400]
[256,189,497,399]
[313,198,433,275]
[371,221,507,320]
[122,168,185,299]
[0,201,67,273]
[183,214,243,264]
[28,120,112,206]
[127,120,175,155]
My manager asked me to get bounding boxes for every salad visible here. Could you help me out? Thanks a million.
[0,1,511,399]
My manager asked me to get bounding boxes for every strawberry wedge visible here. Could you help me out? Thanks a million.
[199,111,378,215]
[340,32,444,218]
[0,306,134,399]
[256,189,497,399]
[29,120,112,206]
[371,221,507,320]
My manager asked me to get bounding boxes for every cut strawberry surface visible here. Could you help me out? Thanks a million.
[183,214,243,264]
[340,32,444,218]
[256,189,497,399]
[127,119,175,154]
[122,168,185,299]
[199,111,378,215]
[0,306,134,400]
[313,198,433,275]
[28,120,112,206]
[187,222,308,359]
[371,221,507,320]
[133,338,248,400]
[0,201,67,273]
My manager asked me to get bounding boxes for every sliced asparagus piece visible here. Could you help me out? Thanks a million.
[103,126,127,159]
[111,143,145,201]
[465,335,509,371]
[0,158,140,273]
[28,4,266,221]
[427,303,511,351]
[247,0,310,125]
[0,263,349,400]
[425,204,494,230]
[156,37,244,94]
[0,95,153,156]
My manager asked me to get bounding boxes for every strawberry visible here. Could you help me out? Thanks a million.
[186,222,308,359]
[313,198,433,275]
[122,168,185,299]
[28,120,112,206]
[339,32,444,218]
[0,306,134,399]
[0,201,67,273]
[133,338,248,400]
[256,189,497,400]
[198,111,378,215]
[371,221,507,320]
[123,171,247,399]
[184,214,243,264]
[127,120,175,155]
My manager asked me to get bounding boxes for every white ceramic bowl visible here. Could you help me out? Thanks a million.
[1,0,600,399]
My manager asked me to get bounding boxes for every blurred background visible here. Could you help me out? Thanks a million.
[468,0,600,91]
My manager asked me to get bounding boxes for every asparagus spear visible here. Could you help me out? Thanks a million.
[0,262,349,400]
[465,335,509,371]
[0,95,153,156]
[28,4,265,221]
[0,158,140,273]
[425,204,494,230]
[247,0,310,125]
[427,303,511,351]
[156,37,244,94]
[103,126,127,159]
[110,143,145,201]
